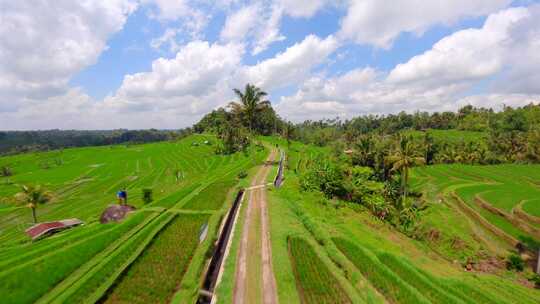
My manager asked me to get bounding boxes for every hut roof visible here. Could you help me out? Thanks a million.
[25,218,83,240]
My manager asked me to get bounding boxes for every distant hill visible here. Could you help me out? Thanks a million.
[0,129,190,155]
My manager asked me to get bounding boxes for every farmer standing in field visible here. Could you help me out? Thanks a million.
[116,189,127,205]
[116,190,122,204]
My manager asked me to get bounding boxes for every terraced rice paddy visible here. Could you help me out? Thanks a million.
[288,237,351,304]
[0,134,267,303]
[411,164,540,242]
[101,214,208,304]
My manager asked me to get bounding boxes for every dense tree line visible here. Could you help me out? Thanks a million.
[0,129,191,155]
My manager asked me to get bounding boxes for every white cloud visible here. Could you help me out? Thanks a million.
[387,7,530,86]
[220,4,260,42]
[279,0,329,18]
[339,0,510,48]
[241,35,339,89]
[220,0,331,55]
[150,28,181,51]
[104,41,244,114]
[251,4,286,55]
[143,0,190,21]
[0,0,136,104]
[278,6,540,122]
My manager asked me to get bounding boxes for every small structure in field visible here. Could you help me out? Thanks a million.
[100,204,136,223]
[25,218,83,241]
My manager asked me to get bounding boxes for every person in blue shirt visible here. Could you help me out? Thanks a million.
[116,190,123,204]
[117,189,128,205]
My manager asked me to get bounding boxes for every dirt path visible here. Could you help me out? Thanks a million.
[233,149,278,304]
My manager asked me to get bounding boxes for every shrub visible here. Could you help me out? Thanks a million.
[237,170,248,179]
[1,165,13,177]
[506,253,524,271]
[142,188,153,204]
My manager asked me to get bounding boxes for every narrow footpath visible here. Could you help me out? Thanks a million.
[233,149,279,304]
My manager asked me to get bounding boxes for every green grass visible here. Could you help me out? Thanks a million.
[182,179,237,210]
[288,237,351,304]
[101,214,209,304]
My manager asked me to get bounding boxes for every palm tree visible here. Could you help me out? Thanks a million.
[386,136,425,204]
[14,185,53,223]
[229,84,271,133]
[283,121,295,150]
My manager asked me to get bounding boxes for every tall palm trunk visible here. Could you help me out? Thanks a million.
[31,207,37,223]
[401,166,409,207]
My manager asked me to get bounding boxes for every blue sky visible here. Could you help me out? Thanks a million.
[70,5,486,101]
[1,1,540,129]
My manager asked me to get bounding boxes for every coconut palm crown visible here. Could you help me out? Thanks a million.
[14,184,53,224]
[386,136,425,203]
[229,83,271,133]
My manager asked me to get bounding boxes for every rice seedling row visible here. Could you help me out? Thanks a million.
[288,237,351,304]
[100,214,209,304]
[46,212,176,304]
[0,212,149,304]
[332,238,431,304]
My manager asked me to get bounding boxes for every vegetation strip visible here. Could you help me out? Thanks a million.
[60,213,176,304]
[288,237,351,304]
[376,252,464,304]
[35,211,161,303]
[0,212,148,304]
[100,214,209,304]
[333,238,431,304]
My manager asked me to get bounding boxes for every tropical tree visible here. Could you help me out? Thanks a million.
[385,136,425,204]
[283,121,295,150]
[14,185,53,223]
[229,83,271,133]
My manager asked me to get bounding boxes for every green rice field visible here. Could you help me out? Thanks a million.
[0,134,268,303]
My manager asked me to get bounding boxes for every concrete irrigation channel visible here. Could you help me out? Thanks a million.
[273,150,285,188]
[197,189,245,304]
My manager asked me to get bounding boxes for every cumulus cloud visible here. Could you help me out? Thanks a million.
[220,0,331,54]
[387,7,530,86]
[278,0,329,18]
[0,0,136,104]
[388,5,540,95]
[220,4,260,42]
[240,35,339,89]
[277,5,540,122]
[106,41,244,114]
[339,0,510,48]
